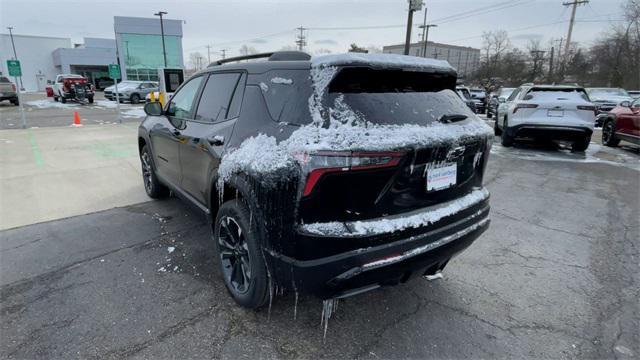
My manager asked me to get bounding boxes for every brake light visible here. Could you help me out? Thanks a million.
[11,83,16,91]
[513,104,538,114]
[577,105,597,116]
[297,151,405,197]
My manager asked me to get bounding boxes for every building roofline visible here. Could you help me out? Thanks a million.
[383,41,479,51]
[0,33,71,41]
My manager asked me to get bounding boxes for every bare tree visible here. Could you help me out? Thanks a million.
[189,52,206,71]
[239,45,258,57]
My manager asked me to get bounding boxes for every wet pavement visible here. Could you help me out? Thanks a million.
[1,135,639,359]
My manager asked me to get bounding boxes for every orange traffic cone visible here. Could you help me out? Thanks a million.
[72,111,83,127]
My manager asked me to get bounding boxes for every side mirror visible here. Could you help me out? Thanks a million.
[499,97,506,103]
[620,100,632,108]
[144,101,163,116]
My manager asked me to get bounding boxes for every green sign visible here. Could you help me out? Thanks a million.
[7,60,21,77]
[108,64,121,79]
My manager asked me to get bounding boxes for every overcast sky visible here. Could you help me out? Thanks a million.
[0,0,627,60]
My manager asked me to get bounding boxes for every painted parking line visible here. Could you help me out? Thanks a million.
[27,130,44,167]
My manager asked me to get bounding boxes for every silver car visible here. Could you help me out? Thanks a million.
[117,81,159,104]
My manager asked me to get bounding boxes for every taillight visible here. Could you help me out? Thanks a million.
[577,105,597,116]
[513,104,538,114]
[296,151,405,197]
[11,83,16,91]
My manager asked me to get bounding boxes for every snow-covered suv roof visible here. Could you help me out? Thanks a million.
[311,53,455,73]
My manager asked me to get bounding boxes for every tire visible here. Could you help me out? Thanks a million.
[11,98,19,106]
[602,120,620,147]
[60,95,66,104]
[140,145,169,198]
[487,111,493,119]
[214,199,269,309]
[494,117,502,135]
[88,96,94,104]
[53,96,58,102]
[572,136,590,152]
[501,117,514,147]
[130,94,140,104]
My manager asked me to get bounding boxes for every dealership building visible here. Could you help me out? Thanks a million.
[383,41,480,77]
[0,16,184,91]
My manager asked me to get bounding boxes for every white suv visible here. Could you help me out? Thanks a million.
[494,84,596,151]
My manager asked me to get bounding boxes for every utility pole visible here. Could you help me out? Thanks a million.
[6,27,24,90]
[154,11,168,67]
[404,0,423,55]
[206,45,212,64]
[419,8,427,56]
[295,27,307,51]
[220,49,227,60]
[562,1,588,62]
[548,46,555,81]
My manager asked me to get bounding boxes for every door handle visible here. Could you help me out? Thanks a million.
[208,135,225,146]
[172,129,181,136]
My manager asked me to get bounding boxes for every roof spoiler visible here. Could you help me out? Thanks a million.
[209,51,311,67]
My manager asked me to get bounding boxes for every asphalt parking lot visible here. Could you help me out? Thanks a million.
[0,111,638,359]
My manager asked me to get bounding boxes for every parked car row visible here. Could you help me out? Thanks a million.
[104,81,159,104]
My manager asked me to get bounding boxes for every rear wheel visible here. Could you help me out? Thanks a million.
[60,94,66,104]
[494,117,502,135]
[572,136,590,152]
[214,199,269,309]
[602,120,620,147]
[487,111,493,119]
[87,95,94,104]
[130,94,140,104]
[140,145,169,198]
[501,117,513,147]
[10,98,19,106]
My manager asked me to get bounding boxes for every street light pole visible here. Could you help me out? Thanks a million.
[154,11,168,67]
[6,27,24,90]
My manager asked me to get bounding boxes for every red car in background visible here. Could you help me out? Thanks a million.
[601,98,640,147]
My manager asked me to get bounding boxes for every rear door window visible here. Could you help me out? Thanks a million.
[194,73,241,123]
[259,70,313,124]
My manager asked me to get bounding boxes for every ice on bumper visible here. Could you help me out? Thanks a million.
[300,188,490,236]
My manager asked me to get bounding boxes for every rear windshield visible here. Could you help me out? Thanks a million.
[325,68,469,126]
[526,88,589,102]
[0,77,10,83]
[498,88,515,97]
[260,67,468,126]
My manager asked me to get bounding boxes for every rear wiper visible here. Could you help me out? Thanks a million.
[438,114,468,124]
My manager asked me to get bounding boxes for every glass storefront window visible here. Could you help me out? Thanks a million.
[120,33,181,80]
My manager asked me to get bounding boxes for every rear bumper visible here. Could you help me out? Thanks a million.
[507,124,592,141]
[266,196,490,299]
[0,94,17,101]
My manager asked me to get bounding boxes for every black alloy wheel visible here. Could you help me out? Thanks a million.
[217,216,252,294]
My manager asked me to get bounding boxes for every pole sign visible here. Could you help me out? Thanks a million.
[108,64,121,79]
[7,60,21,77]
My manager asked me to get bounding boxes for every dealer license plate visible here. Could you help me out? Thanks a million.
[426,163,457,191]
[547,109,564,117]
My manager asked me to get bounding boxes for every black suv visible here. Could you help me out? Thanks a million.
[138,52,492,309]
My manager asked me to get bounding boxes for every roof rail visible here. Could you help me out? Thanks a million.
[209,51,311,67]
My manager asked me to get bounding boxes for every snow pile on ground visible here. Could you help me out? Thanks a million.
[216,55,491,187]
[301,188,489,236]
[26,100,76,109]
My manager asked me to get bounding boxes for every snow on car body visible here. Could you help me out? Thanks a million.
[137,51,493,307]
